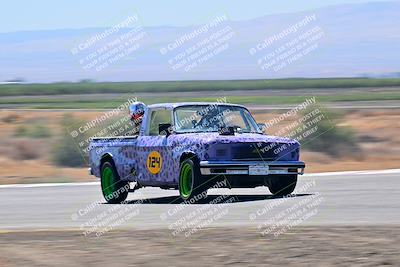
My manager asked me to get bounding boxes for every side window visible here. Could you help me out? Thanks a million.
[148,109,172,136]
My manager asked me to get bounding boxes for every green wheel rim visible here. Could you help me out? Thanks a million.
[102,166,115,199]
[179,162,193,198]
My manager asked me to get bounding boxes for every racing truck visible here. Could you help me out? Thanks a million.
[88,102,305,203]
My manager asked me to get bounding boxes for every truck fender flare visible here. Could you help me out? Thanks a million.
[179,151,199,164]
[99,152,126,180]
[100,153,114,166]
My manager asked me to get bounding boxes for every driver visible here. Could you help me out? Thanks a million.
[195,107,225,130]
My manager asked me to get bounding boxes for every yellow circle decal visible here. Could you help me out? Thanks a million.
[147,151,162,174]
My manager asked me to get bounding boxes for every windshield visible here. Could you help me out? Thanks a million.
[174,105,261,133]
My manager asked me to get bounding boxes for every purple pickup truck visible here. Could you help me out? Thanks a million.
[89,102,305,203]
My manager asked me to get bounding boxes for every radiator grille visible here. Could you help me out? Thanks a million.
[231,143,283,161]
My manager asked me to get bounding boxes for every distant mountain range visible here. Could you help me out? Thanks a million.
[0,1,399,83]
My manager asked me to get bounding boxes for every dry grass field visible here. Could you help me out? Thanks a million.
[0,109,399,184]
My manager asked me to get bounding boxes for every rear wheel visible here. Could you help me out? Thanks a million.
[101,161,129,204]
[178,158,207,202]
[269,175,297,196]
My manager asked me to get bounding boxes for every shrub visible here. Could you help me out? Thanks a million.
[300,104,361,157]
[14,123,51,138]
[14,126,29,137]
[52,114,86,167]
[1,113,20,123]
[10,139,40,160]
[30,123,51,138]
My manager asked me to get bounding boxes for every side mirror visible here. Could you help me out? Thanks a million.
[159,123,173,137]
[218,126,235,136]
[257,123,267,133]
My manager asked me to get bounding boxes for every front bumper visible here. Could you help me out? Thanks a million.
[199,160,305,176]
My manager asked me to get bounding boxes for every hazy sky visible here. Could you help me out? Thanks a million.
[0,0,391,32]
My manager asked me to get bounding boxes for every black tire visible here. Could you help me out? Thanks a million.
[100,161,129,204]
[269,175,297,196]
[178,158,207,202]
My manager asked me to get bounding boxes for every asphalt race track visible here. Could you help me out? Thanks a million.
[1,169,399,231]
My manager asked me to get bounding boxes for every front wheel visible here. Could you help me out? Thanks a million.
[268,175,297,196]
[178,158,207,202]
[101,161,129,204]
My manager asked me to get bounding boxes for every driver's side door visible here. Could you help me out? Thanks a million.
[136,108,174,185]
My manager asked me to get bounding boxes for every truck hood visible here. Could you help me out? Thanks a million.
[172,132,298,145]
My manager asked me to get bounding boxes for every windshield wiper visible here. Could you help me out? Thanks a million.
[176,130,219,134]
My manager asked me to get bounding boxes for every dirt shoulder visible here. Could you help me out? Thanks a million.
[0,226,398,266]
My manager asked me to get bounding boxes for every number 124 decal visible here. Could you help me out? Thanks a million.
[147,151,162,174]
